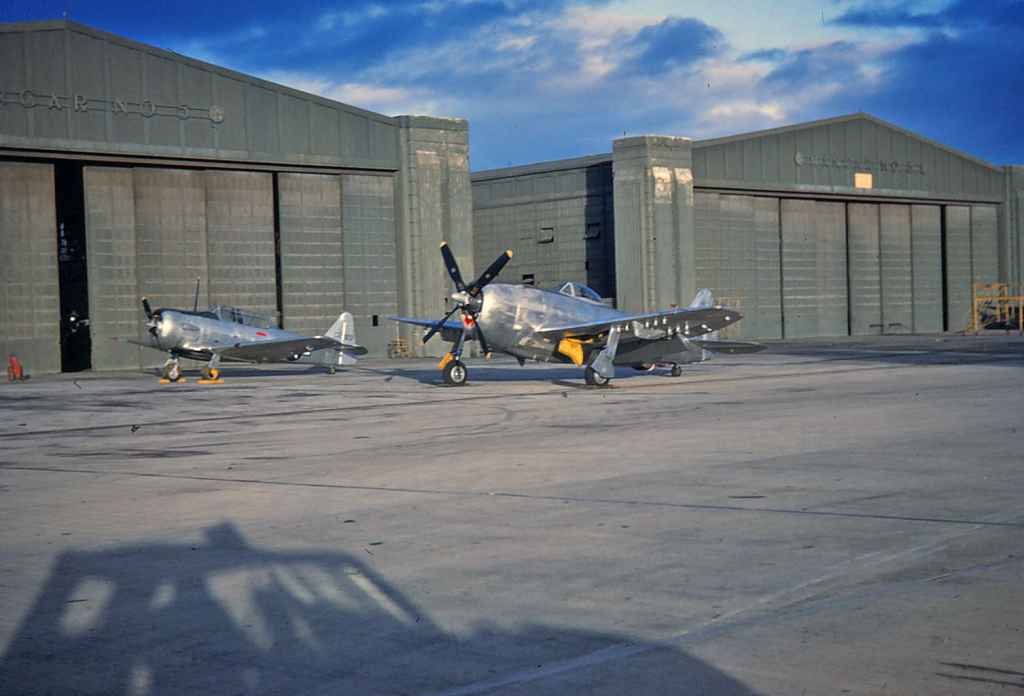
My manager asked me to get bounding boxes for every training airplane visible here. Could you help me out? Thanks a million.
[127,283,367,382]
[389,243,763,386]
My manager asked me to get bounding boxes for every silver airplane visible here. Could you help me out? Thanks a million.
[389,243,764,386]
[131,290,367,382]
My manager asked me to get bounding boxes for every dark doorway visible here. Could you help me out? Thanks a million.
[55,161,91,372]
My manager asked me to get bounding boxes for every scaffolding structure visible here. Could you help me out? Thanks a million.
[969,283,1024,334]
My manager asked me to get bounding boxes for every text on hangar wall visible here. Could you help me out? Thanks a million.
[1,88,224,123]
[796,151,925,175]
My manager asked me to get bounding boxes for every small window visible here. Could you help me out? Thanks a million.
[372,315,379,327]
[854,172,873,189]
[537,226,555,244]
[584,223,601,239]
[522,273,535,286]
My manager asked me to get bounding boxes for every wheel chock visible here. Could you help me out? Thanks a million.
[159,377,188,384]
[197,378,225,385]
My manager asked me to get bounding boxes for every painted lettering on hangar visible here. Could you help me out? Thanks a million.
[0,88,224,124]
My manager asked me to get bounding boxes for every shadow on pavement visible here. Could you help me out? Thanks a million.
[0,523,757,695]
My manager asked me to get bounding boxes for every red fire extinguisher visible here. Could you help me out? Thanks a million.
[7,355,25,382]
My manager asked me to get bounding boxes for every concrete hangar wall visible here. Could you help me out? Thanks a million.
[0,20,472,373]
[473,113,1023,340]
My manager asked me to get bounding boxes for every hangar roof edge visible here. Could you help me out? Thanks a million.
[472,153,612,181]
[693,112,1002,174]
[0,19,398,127]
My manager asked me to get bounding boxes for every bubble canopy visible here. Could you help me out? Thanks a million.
[557,281,603,302]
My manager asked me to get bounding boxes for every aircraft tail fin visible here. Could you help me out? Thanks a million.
[327,312,357,346]
[325,312,367,366]
[688,288,715,309]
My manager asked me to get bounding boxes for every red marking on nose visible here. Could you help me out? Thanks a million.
[256,331,268,337]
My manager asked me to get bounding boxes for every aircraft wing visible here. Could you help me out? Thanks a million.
[386,315,463,332]
[688,338,765,353]
[213,337,344,362]
[536,306,739,341]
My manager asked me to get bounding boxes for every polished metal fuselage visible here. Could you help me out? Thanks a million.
[475,284,707,365]
[149,310,335,365]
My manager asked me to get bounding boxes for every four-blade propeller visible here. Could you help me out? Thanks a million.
[422,242,512,355]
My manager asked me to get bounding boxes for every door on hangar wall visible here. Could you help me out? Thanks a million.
[780,199,848,338]
[694,192,782,339]
[847,203,939,335]
[0,162,62,374]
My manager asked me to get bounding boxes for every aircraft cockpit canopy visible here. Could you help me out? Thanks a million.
[209,304,278,329]
[557,281,603,302]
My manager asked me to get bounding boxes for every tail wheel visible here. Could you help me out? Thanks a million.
[585,366,610,387]
[443,360,468,386]
[671,365,683,377]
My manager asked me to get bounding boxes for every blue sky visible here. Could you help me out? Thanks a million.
[6,0,1022,170]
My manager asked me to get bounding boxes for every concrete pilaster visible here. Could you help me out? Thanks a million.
[395,116,473,356]
[1004,166,1023,289]
[612,135,694,313]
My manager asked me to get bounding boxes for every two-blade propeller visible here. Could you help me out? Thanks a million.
[422,243,512,355]
[140,278,200,337]
[142,297,161,337]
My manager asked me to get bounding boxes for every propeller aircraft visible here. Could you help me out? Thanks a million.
[389,243,763,386]
[129,281,367,383]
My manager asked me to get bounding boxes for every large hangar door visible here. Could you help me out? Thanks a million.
[880,204,913,334]
[780,200,848,338]
[342,174,397,355]
[84,167,141,371]
[847,203,881,335]
[944,206,972,331]
[694,192,781,339]
[910,205,943,333]
[971,205,999,284]
[134,169,209,367]
[0,162,61,374]
[205,171,276,319]
[278,173,344,338]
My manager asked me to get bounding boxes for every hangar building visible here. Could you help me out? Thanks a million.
[473,114,1023,340]
[0,20,472,373]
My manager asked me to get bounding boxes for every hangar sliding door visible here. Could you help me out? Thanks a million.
[880,204,913,334]
[278,173,344,338]
[341,174,398,355]
[0,162,61,374]
[971,205,999,284]
[910,205,943,333]
[133,169,209,367]
[134,169,209,309]
[694,192,781,339]
[204,171,276,319]
[944,206,972,331]
[847,203,881,335]
[781,199,847,338]
[84,167,141,370]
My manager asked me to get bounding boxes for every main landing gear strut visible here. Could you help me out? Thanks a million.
[438,329,469,386]
[158,354,225,384]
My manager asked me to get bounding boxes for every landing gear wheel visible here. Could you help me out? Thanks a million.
[162,359,181,382]
[671,364,683,377]
[585,366,610,387]
[327,367,337,375]
[443,360,468,386]
[202,366,219,380]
